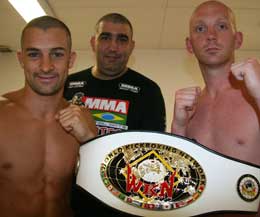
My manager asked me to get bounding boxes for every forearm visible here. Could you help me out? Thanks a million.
[254,98,260,111]
[80,124,98,143]
[171,120,187,136]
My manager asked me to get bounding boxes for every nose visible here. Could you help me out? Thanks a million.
[40,55,54,72]
[207,27,217,41]
[108,38,119,51]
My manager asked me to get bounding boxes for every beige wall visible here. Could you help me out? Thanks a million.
[1,49,260,132]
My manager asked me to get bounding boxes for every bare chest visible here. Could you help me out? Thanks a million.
[187,95,260,164]
[0,114,79,182]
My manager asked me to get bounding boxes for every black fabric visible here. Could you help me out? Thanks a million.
[64,67,166,135]
[64,67,166,216]
[71,184,140,217]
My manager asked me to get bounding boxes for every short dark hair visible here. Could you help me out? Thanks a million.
[95,13,133,38]
[21,15,72,50]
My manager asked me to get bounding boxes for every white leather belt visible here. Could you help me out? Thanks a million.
[77,131,260,217]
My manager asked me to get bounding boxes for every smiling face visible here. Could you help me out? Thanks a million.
[18,27,76,96]
[91,21,135,79]
[186,1,242,68]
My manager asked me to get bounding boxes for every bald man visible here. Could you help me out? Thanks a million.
[172,1,260,216]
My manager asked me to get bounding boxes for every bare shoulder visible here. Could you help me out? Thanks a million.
[0,90,22,111]
[0,95,10,106]
[0,96,7,100]
[0,95,14,120]
[2,89,22,101]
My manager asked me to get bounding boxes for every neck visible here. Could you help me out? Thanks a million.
[199,61,234,97]
[92,66,128,80]
[16,88,67,120]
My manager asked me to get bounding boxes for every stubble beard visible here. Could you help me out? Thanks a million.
[98,62,127,79]
[27,74,63,96]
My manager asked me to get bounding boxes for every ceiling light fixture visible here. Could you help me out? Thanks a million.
[8,0,46,23]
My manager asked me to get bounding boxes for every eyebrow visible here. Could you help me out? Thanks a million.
[25,48,40,52]
[25,47,66,52]
[50,47,66,52]
[117,33,129,39]
[99,32,129,39]
[194,17,229,23]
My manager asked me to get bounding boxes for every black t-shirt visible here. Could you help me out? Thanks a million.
[64,67,166,135]
[64,67,166,217]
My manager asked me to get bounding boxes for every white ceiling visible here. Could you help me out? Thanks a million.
[1,0,260,52]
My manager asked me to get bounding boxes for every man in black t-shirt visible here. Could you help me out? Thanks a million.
[64,13,166,136]
[63,13,166,217]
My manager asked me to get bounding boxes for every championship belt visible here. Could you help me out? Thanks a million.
[76,131,260,217]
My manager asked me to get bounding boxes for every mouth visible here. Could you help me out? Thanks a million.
[37,74,58,83]
[205,46,220,54]
[204,43,221,53]
[104,53,121,62]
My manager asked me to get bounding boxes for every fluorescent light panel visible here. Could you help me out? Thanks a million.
[8,0,46,23]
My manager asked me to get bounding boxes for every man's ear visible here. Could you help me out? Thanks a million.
[90,36,96,52]
[69,51,77,69]
[129,39,135,54]
[234,31,243,50]
[185,37,193,54]
[16,51,24,68]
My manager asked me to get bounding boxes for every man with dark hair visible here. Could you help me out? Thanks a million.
[20,15,72,50]
[64,13,166,136]
[94,13,133,38]
[64,12,165,217]
[0,15,97,217]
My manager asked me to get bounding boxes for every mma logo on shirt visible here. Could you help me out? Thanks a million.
[68,81,86,88]
[82,96,129,129]
[119,83,140,93]
[84,97,129,114]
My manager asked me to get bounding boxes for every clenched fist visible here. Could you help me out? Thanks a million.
[231,58,260,102]
[171,86,201,136]
[56,104,97,143]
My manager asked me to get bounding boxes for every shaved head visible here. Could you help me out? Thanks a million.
[190,0,237,32]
